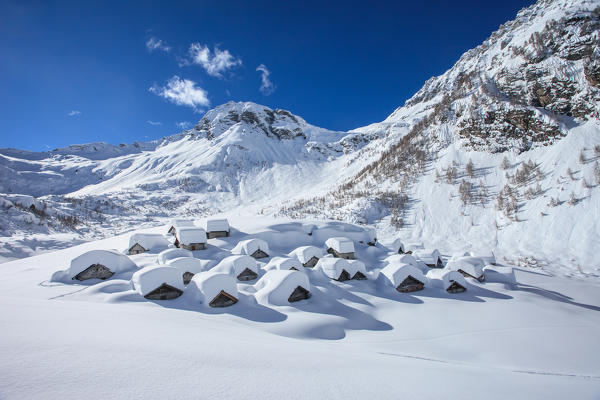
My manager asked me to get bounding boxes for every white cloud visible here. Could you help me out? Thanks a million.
[147,120,162,126]
[175,121,192,129]
[149,75,210,112]
[184,43,242,78]
[256,64,275,95]
[68,110,81,116]
[146,37,171,53]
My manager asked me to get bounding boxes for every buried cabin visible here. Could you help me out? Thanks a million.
[325,237,355,260]
[174,227,207,251]
[131,266,185,300]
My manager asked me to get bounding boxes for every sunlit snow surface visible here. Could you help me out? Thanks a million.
[0,217,599,399]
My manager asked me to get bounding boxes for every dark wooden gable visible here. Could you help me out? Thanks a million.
[446,281,466,293]
[352,271,367,280]
[288,286,311,303]
[144,283,184,300]
[458,269,484,282]
[335,269,351,282]
[237,267,258,281]
[397,275,424,293]
[73,264,114,281]
[129,243,147,255]
[303,256,319,268]
[182,271,195,284]
[209,290,238,307]
[251,249,269,259]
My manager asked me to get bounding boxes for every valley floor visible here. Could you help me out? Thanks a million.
[0,217,599,399]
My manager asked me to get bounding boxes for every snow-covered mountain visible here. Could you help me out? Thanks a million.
[1,0,599,275]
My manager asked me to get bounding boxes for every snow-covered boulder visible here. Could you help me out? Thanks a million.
[128,233,170,255]
[413,249,444,268]
[231,238,270,259]
[67,249,137,281]
[157,248,193,264]
[346,259,367,280]
[167,218,195,235]
[188,271,238,307]
[426,269,467,293]
[315,257,352,281]
[174,227,207,251]
[131,266,184,300]
[446,256,485,282]
[483,265,516,284]
[288,245,323,268]
[211,255,259,281]
[325,237,355,259]
[205,218,230,238]
[264,256,305,272]
[254,270,311,305]
[167,257,208,284]
[380,263,426,293]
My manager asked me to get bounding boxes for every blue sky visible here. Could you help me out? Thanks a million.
[0,0,535,151]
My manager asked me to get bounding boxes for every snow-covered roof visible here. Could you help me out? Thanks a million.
[68,249,137,277]
[167,257,207,274]
[128,233,170,251]
[426,269,467,290]
[211,255,259,277]
[206,218,230,232]
[175,227,207,244]
[315,257,351,280]
[445,256,485,278]
[157,248,193,264]
[188,271,238,305]
[482,265,516,284]
[288,245,323,264]
[169,219,194,228]
[325,237,355,253]
[264,257,304,272]
[380,263,426,288]
[131,265,184,297]
[254,270,311,306]
[346,259,367,277]
[386,254,421,268]
[390,238,405,253]
[231,238,269,256]
[413,249,442,265]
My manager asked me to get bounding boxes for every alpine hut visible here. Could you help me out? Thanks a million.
[315,257,352,281]
[288,245,323,268]
[211,255,260,281]
[254,270,311,305]
[174,227,207,251]
[167,219,195,235]
[380,263,426,293]
[157,248,193,264]
[346,259,368,280]
[131,266,185,300]
[188,271,238,307]
[446,256,485,282]
[205,218,230,239]
[325,237,355,260]
[390,238,406,254]
[128,233,170,255]
[413,249,444,268]
[167,257,209,284]
[264,256,305,272]
[68,249,137,281]
[231,238,270,259]
[426,269,467,293]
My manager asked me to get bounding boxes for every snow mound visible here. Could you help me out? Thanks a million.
[167,257,207,275]
[384,253,427,272]
[390,238,405,254]
[426,269,467,291]
[325,237,355,253]
[175,227,207,244]
[380,263,427,289]
[315,257,351,281]
[128,233,170,253]
[254,270,311,306]
[288,245,324,265]
[483,265,516,284]
[446,256,485,280]
[187,271,238,306]
[264,256,305,272]
[131,266,185,297]
[211,255,259,280]
[206,218,230,232]
[231,238,270,257]
[157,248,193,264]
[65,249,137,280]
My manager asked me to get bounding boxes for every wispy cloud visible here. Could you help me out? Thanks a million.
[256,64,275,95]
[68,110,81,117]
[146,37,171,53]
[147,120,162,126]
[175,121,192,129]
[149,75,209,112]
[183,43,242,78]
